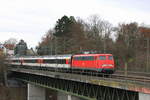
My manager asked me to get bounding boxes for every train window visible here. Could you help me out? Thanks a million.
[74,56,94,61]
[99,56,106,60]
[24,60,37,63]
[108,56,113,60]
[43,59,66,64]
[84,57,87,60]
[13,60,19,63]
[57,59,66,64]
[43,59,48,63]
[89,56,94,60]
[74,57,82,60]
[43,59,56,63]
[85,56,94,60]
[82,57,85,60]
[74,57,79,60]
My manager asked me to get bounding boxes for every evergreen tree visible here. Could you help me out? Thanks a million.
[54,15,76,37]
[14,40,28,56]
[54,15,76,54]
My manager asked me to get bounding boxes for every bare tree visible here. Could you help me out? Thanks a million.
[115,22,141,73]
[84,15,113,53]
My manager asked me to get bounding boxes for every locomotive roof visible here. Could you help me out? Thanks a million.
[73,54,113,57]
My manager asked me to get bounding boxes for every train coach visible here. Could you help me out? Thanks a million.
[8,53,115,74]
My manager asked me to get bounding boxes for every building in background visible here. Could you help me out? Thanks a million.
[0,44,14,56]
[0,44,7,55]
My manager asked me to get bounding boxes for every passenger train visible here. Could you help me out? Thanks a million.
[9,53,115,74]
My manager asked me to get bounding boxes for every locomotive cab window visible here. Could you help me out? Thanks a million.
[108,56,113,60]
[99,56,106,60]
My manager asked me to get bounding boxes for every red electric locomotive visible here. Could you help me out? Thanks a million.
[71,54,115,73]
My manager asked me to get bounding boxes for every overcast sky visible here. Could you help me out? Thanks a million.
[0,0,150,48]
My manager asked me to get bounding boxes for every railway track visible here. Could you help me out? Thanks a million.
[115,70,150,77]
[111,73,150,83]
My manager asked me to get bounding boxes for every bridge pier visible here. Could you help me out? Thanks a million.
[28,84,46,100]
[57,92,82,100]
[71,95,83,100]
[27,84,82,100]
[139,93,150,100]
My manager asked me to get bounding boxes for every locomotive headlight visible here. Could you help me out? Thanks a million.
[102,64,113,67]
[108,64,113,66]
[102,64,107,67]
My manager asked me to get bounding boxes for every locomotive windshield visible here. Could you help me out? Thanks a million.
[108,56,113,60]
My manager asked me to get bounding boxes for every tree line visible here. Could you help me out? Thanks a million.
[36,15,150,72]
